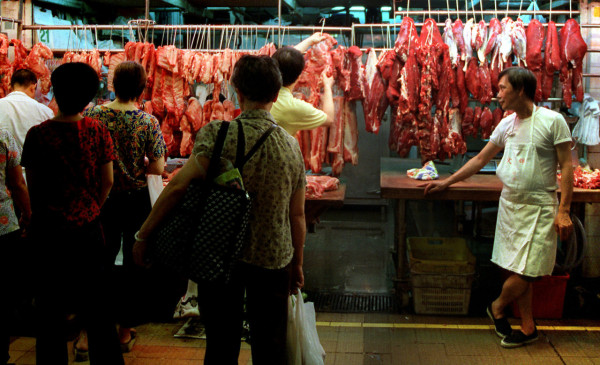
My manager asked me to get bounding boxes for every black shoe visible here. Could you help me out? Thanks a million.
[486,303,512,338]
[501,329,539,348]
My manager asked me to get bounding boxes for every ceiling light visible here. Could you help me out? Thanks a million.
[381,6,392,11]
[332,6,345,11]
[350,6,365,11]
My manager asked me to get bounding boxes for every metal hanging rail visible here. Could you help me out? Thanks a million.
[393,9,579,16]
[352,22,597,29]
[21,24,352,32]
[0,16,21,23]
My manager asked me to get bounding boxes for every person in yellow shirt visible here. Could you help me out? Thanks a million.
[271,33,334,136]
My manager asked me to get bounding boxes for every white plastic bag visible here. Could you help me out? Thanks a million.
[147,174,164,206]
[286,291,326,365]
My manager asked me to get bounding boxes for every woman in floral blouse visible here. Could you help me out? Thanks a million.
[83,61,166,352]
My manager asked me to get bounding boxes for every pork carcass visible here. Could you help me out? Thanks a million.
[559,19,588,108]
[511,18,528,67]
[526,19,544,71]
[161,122,176,156]
[480,106,494,139]
[465,58,480,100]
[23,43,53,94]
[385,58,402,107]
[151,68,166,119]
[223,100,235,121]
[346,46,365,101]
[399,48,420,116]
[436,48,454,116]
[542,21,561,100]
[11,39,28,71]
[362,49,389,134]
[462,106,476,137]
[309,126,327,173]
[394,17,420,62]
[492,107,504,131]
[443,18,459,67]
[0,36,12,97]
[185,97,203,131]
[462,18,474,70]
[179,115,194,157]
[107,52,126,92]
[343,100,359,165]
[499,17,514,66]
[418,19,445,118]
[526,19,545,101]
[156,45,181,75]
[333,46,351,92]
[484,18,502,59]
[473,20,488,63]
[452,19,467,62]
[327,96,345,154]
[455,60,469,113]
[440,108,467,158]
[478,61,494,105]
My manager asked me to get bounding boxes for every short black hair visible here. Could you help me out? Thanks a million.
[498,67,536,101]
[231,55,282,104]
[272,46,305,87]
[11,69,37,88]
[51,62,99,115]
[113,61,147,101]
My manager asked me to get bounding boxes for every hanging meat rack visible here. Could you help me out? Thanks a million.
[19,23,353,54]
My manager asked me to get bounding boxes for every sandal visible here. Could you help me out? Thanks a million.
[119,329,137,353]
[72,337,89,362]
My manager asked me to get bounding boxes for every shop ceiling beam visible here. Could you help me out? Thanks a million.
[539,0,571,10]
[161,0,204,16]
[35,0,82,8]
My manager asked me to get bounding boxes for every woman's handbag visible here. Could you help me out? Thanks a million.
[151,120,276,283]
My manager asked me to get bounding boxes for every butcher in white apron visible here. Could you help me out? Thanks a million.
[420,67,573,348]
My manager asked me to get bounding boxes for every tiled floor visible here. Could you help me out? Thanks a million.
[8,313,600,364]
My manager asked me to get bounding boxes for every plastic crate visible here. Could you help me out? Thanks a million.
[510,273,569,319]
[411,271,475,315]
[408,237,476,275]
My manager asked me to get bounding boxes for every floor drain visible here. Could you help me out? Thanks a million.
[305,292,399,313]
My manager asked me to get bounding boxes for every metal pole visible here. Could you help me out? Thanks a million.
[18,0,24,42]
[145,0,150,21]
[22,24,353,32]
[352,22,596,28]
[278,0,281,46]
[394,9,579,16]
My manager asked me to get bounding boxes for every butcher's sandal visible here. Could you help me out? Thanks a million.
[486,304,512,338]
[501,329,539,348]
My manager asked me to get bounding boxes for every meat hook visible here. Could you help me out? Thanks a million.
[518,0,523,19]
[456,0,460,21]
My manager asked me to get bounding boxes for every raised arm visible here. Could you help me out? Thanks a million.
[420,142,503,195]
[320,70,335,127]
[294,32,326,53]
[554,141,573,241]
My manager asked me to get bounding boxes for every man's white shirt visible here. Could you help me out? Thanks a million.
[0,91,54,149]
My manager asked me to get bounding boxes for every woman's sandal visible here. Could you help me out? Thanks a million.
[72,337,89,362]
[119,329,137,353]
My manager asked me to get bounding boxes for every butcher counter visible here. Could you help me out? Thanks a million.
[305,184,346,230]
[380,157,600,288]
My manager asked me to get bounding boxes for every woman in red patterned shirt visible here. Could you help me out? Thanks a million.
[21,62,124,365]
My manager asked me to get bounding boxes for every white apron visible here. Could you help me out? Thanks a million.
[492,106,558,277]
